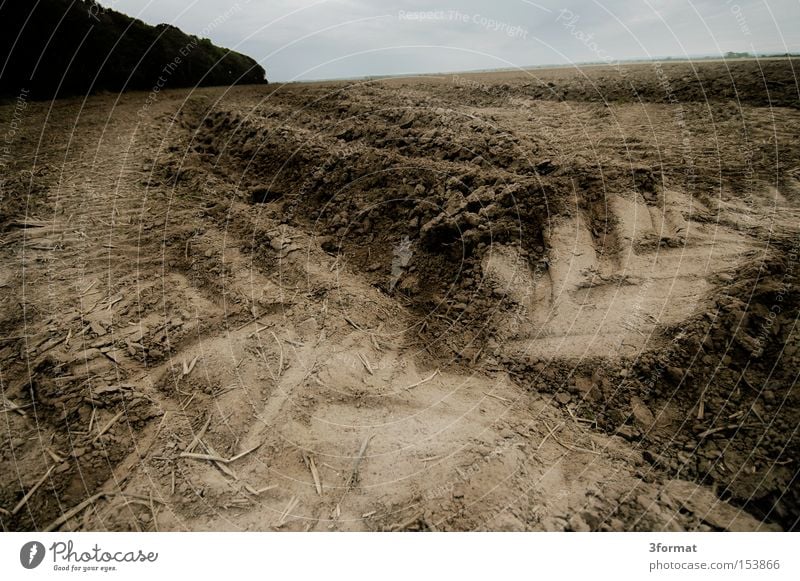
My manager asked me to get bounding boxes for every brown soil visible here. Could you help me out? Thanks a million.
[1,58,798,532]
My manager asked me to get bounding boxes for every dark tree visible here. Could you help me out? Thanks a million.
[0,0,267,99]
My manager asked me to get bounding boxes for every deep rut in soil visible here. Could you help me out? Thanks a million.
[1,61,798,531]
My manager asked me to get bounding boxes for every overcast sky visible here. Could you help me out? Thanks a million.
[98,0,800,81]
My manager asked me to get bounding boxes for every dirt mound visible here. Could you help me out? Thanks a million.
[147,67,798,528]
[1,61,798,531]
[638,240,799,526]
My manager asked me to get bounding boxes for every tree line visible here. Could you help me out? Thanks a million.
[0,0,266,99]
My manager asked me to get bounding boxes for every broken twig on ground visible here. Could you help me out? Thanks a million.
[347,435,374,490]
[12,465,55,515]
[182,355,199,377]
[179,452,230,464]
[538,421,564,451]
[403,369,439,390]
[185,416,211,453]
[93,410,125,443]
[44,493,109,532]
[358,352,374,375]
[270,331,284,376]
[483,391,511,404]
[1,396,27,416]
[229,443,262,463]
[277,496,299,526]
[307,455,323,495]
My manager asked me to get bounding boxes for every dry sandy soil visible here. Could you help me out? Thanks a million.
[1,59,798,532]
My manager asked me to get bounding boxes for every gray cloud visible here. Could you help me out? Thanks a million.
[100,0,799,81]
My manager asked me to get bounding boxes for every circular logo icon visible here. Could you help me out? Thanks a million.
[20,541,46,569]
